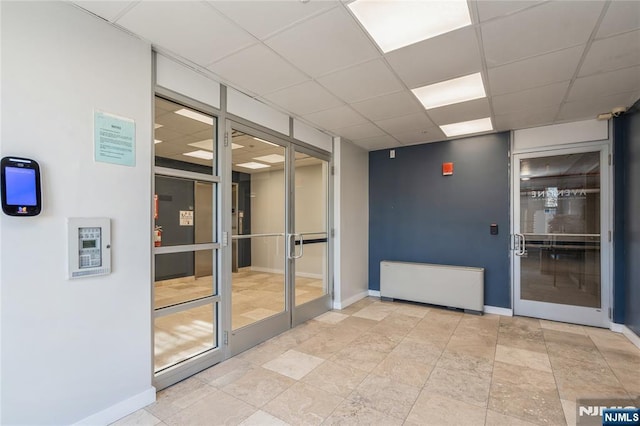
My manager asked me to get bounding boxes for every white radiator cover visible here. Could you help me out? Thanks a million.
[380,261,484,312]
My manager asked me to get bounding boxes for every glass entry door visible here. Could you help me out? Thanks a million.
[512,147,610,327]
[228,124,331,355]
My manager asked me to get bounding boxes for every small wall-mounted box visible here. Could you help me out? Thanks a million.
[68,217,111,279]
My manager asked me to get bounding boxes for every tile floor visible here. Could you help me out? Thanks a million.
[120,297,640,426]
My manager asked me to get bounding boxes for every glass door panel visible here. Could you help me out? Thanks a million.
[230,130,287,331]
[292,150,331,324]
[153,96,221,388]
[513,148,608,327]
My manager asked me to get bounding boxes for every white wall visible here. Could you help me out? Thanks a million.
[1,2,154,424]
[333,138,369,308]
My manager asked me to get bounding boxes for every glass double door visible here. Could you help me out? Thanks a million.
[228,123,331,355]
[512,146,610,327]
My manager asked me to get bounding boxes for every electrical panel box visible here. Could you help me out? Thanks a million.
[68,217,111,279]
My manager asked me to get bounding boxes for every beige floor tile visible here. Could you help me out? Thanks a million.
[612,365,640,395]
[351,303,396,321]
[540,319,589,335]
[323,398,403,425]
[301,360,368,398]
[236,340,289,366]
[145,377,216,420]
[549,356,629,401]
[238,410,290,426]
[393,302,430,318]
[350,331,399,354]
[489,361,566,425]
[294,329,359,359]
[371,352,435,388]
[194,357,257,388]
[164,390,255,426]
[330,344,388,373]
[262,349,325,380]
[110,409,162,426]
[485,409,538,426]
[222,367,295,408]
[495,344,552,373]
[391,338,443,364]
[436,349,494,379]
[560,399,576,426]
[335,316,378,332]
[348,373,420,420]
[424,366,492,408]
[314,311,349,324]
[263,382,343,426]
[405,391,486,426]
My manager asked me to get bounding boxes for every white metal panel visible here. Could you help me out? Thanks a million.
[316,59,404,103]
[513,119,608,152]
[262,81,343,116]
[380,261,484,312]
[156,54,220,109]
[227,88,290,135]
[293,119,333,153]
[208,44,308,97]
[385,26,481,89]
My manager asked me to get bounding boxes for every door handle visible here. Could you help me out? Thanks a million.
[514,233,527,256]
[288,233,304,259]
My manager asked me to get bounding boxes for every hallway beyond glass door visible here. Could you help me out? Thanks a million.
[512,147,610,327]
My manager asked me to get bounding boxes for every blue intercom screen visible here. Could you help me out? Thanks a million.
[6,166,37,206]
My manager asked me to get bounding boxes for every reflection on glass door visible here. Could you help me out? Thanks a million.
[513,148,609,327]
[292,150,330,324]
[230,130,287,332]
[153,96,221,388]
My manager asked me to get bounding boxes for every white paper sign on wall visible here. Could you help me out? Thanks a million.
[179,210,193,226]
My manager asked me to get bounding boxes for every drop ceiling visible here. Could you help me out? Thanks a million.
[73,0,640,151]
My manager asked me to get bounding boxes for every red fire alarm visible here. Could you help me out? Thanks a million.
[442,162,454,176]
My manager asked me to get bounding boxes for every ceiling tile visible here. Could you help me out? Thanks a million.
[261,81,343,116]
[333,122,385,141]
[568,65,640,102]
[316,59,404,103]
[209,0,338,40]
[352,135,402,151]
[303,105,367,130]
[596,0,640,39]
[72,1,135,21]
[375,112,435,134]
[476,1,542,22]
[481,1,604,67]
[394,128,446,145]
[426,98,491,126]
[385,26,482,88]
[579,30,640,76]
[558,91,640,121]
[492,81,570,115]
[494,106,559,131]
[488,46,584,95]
[264,7,380,77]
[116,2,255,65]
[208,44,308,96]
[350,91,424,121]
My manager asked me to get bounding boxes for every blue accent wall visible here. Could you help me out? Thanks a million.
[369,133,511,308]
[620,102,640,336]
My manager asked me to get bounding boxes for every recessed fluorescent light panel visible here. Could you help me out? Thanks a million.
[440,117,493,137]
[175,108,214,126]
[253,154,285,164]
[412,73,486,110]
[232,143,244,150]
[236,162,270,170]
[348,0,471,53]
[253,137,278,147]
[188,139,214,151]
[183,150,214,160]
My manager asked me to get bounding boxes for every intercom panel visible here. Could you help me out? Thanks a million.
[68,217,111,279]
[1,156,42,216]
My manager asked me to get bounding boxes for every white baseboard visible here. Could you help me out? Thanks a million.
[73,387,156,426]
[611,323,640,350]
[333,290,369,310]
[484,305,513,316]
[368,290,381,297]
